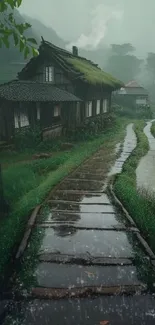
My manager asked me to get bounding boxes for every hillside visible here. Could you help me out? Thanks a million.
[0,10,109,85]
[0,11,66,84]
[23,15,66,49]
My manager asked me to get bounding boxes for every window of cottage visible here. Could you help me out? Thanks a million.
[54,105,61,117]
[45,66,54,82]
[85,101,92,117]
[14,105,29,128]
[36,103,41,120]
[103,99,108,113]
[96,100,100,115]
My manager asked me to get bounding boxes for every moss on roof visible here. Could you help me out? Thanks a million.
[66,57,123,88]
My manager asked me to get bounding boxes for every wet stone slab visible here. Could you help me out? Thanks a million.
[49,192,111,204]
[78,168,108,175]
[40,211,126,229]
[39,229,143,258]
[109,124,136,177]
[60,180,105,192]
[67,172,107,181]
[10,295,155,325]
[82,162,109,169]
[48,202,115,213]
[34,263,144,288]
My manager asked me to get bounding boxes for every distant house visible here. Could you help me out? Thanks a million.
[0,39,123,141]
[114,80,149,108]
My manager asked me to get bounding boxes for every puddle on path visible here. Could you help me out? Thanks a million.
[35,263,144,288]
[136,120,155,193]
[39,228,145,259]
[39,211,127,229]
[7,295,155,325]
[109,124,137,176]
[48,202,115,213]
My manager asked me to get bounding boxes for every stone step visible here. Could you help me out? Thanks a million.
[34,263,146,289]
[38,228,146,259]
[48,192,111,204]
[37,211,126,229]
[60,179,105,192]
[47,202,115,214]
[9,295,155,325]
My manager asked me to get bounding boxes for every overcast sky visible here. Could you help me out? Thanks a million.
[19,0,155,54]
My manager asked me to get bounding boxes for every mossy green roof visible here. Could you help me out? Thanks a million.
[18,39,123,89]
[65,57,123,88]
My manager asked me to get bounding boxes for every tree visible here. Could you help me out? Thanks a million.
[0,0,38,217]
[105,43,143,83]
[0,0,38,58]
[145,52,155,102]
[110,43,135,56]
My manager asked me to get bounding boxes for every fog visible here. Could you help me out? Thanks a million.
[20,0,155,55]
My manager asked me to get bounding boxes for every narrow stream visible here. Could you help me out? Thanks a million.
[136,120,155,193]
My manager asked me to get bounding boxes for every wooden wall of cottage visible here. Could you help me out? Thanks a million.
[18,55,113,132]
[0,100,14,141]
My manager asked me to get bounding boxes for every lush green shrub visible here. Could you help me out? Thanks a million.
[151,121,155,137]
[112,103,152,119]
[67,113,115,141]
[14,125,42,150]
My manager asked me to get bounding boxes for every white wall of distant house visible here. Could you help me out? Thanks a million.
[136,97,147,105]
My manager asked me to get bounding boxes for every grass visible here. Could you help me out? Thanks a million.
[0,117,129,285]
[114,120,155,253]
[3,152,70,208]
[66,57,123,87]
[151,120,155,137]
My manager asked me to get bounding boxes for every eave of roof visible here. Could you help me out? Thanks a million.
[0,80,81,102]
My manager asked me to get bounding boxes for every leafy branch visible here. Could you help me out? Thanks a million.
[0,0,39,58]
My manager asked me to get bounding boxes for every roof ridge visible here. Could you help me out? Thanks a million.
[41,39,99,67]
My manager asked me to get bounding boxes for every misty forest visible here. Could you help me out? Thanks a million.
[1,1,155,324]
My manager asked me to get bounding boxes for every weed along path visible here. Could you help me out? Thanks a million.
[4,124,155,325]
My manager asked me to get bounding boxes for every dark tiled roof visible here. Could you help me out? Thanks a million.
[0,80,81,102]
[125,87,148,96]
[124,80,148,95]
[18,39,123,90]
[125,80,142,88]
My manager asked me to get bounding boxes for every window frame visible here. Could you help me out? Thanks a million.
[54,105,61,117]
[96,100,100,115]
[85,101,92,117]
[45,66,54,82]
[103,99,108,113]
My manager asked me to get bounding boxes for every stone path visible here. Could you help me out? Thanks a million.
[3,124,155,325]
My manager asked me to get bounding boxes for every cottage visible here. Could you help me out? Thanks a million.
[0,39,123,141]
[114,80,149,108]
[0,80,81,141]
[18,39,123,120]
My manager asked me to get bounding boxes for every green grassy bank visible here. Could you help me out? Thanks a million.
[151,120,155,137]
[114,121,155,253]
[0,118,128,284]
